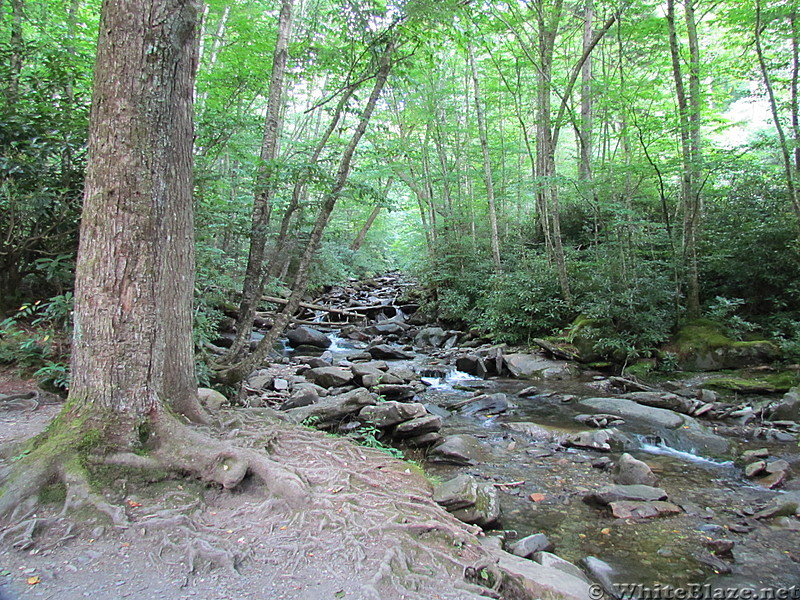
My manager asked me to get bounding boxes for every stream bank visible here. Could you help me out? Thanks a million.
[224,273,800,597]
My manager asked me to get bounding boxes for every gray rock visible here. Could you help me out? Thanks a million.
[614,453,657,486]
[428,434,486,465]
[562,429,624,452]
[479,538,592,600]
[579,397,684,429]
[433,474,479,510]
[460,393,512,416]
[198,387,227,411]
[585,484,668,505]
[753,491,800,519]
[509,533,554,558]
[367,344,414,360]
[286,326,332,349]
[678,340,780,371]
[351,363,386,385]
[766,387,800,421]
[305,366,354,388]
[532,552,591,583]
[284,388,376,425]
[414,326,447,348]
[610,500,682,519]
[504,353,577,379]
[405,432,444,448]
[393,414,442,438]
[745,460,767,478]
[358,402,427,428]
[433,475,500,526]
[272,378,289,391]
[372,383,416,401]
[456,355,488,378]
[574,413,625,428]
[580,556,617,599]
[280,388,319,410]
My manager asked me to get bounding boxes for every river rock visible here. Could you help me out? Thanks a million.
[579,397,730,456]
[433,475,499,526]
[766,387,800,421]
[745,460,767,478]
[509,533,554,558]
[367,344,414,360]
[579,397,684,428]
[284,388,376,425]
[358,402,427,428]
[580,557,617,599]
[479,538,592,600]
[584,484,668,505]
[414,326,448,348]
[393,414,442,438]
[364,322,407,336]
[614,453,658,486]
[372,383,416,401]
[286,326,331,349]
[280,387,319,410]
[460,393,512,416]
[405,432,444,447]
[351,362,385,384]
[532,552,591,583]
[503,353,577,379]
[456,355,488,378]
[305,366,353,388]
[574,413,625,428]
[562,429,625,452]
[752,491,800,519]
[610,500,682,519]
[428,434,486,465]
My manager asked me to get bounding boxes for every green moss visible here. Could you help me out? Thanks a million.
[704,371,798,393]
[38,482,67,504]
[673,319,734,352]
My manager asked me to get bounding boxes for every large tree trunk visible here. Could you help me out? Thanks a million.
[579,0,594,181]
[69,0,203,432]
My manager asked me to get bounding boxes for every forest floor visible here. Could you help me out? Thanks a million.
[0,368,497,600]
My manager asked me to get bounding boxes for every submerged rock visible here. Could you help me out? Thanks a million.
[584,484,669,505]
[428,434,486,465]
[609,500,682,519]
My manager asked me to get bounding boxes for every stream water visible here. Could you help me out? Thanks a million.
[291,334,800,594]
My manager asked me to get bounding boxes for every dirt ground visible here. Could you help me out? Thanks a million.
[0,373,496,600]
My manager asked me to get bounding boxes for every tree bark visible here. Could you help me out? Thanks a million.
[468,41,502,272]
[579,0,594,181]
[229,0,294,359]
[667,0,702,317]
[70,0,202,437]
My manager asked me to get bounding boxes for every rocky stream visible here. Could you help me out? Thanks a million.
[212,273,800,598]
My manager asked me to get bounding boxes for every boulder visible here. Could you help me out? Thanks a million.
[367,344,414,360]
[509,533,554,558]
[503,353,577,379]
[305,366,354,388]
[405,432,444,448]
[358,402,427,428]
[414,326,448,348]
[562,429,624,452]
[393,414,442,438]
[579,397,684,429]
[198,387,227,411]
[752,491,800,519]
[610,500,682,519]
[455,355,488,378]
[533,552,591,583]
[428,434,486,465]
[766,387,800,421]
[459,393,512,416]
[479,538,592,600]
[284,388,376,425]
[433,475,500,526]
[672,321,780,371]
[584,484,668,506]
[286,326,332,349]
[614,453,658,486]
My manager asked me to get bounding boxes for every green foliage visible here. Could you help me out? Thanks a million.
[346,424,405,459]
[0,294,72,392]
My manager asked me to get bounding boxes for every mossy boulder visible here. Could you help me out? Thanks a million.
[670,320,780,371]
[564,316,610,362]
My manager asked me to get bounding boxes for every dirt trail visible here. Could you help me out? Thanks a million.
[0,372,497,600]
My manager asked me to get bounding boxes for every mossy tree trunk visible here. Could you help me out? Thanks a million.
[70,0,204,434]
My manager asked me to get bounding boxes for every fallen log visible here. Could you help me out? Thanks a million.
[532,338,580,361]
[261,295,364,319]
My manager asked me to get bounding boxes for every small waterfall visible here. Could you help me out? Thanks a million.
[635,435,734,467]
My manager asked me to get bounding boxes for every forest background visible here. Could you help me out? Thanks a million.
[2,0,800,391]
